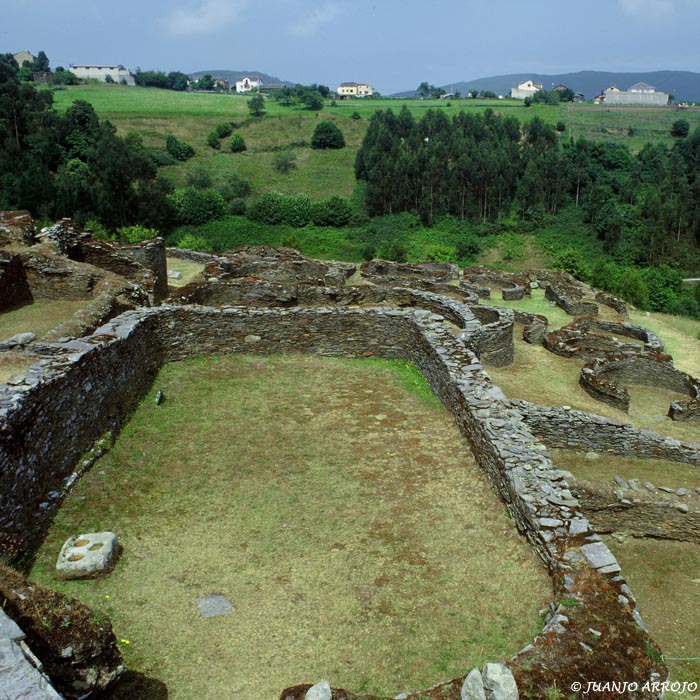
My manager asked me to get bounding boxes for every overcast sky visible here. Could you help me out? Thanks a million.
[4,0,700,94]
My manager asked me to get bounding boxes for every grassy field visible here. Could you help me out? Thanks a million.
[45,84,700,201]
[30,354,551,700]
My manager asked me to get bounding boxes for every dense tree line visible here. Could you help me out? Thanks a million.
[0,55,171,228]
[134,69,190,91]
[355,107,700,268]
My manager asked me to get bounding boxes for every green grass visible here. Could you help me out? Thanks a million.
[0,299,87,340]
[165,257,205,288]
[604,538,700,692]
[30,354,551,700]
[45,84,700,204]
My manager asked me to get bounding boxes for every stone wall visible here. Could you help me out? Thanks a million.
[545,283,598,316]
[0,303,666,696]
[571,479,700,543]
[466,305,514,367]
[0,314,162,558]
[0,252,32,312]
[515,400,700,466]
[544,318,662,361]
[0,210,35,247]
[116,239,168,303]
[579,353,700,419]
[461,266,530,301]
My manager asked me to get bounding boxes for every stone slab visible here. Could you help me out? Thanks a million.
[56,532,119,580]
[197,595,233,618]
[0,638,62,700]
[0,608,24,642]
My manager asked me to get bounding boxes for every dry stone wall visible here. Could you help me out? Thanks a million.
[571,479,700,542]
[515,400,700,465]
[0,252,32,312]
[0,302,667,697]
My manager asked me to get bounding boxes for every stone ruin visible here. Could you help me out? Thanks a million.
[3,215,700,698]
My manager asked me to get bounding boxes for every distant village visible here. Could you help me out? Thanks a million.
[10,50,682,105]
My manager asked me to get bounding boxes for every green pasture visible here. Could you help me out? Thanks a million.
[45,84,700,204]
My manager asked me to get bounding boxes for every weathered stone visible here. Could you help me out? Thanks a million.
[461,668,486,700]
[580,542,620,572]
[0,606,24,641]
[197,595,233,618]
[306,680,332,700]
[0,637,63,700]
[482,663,518,700]
[56,532,120,580]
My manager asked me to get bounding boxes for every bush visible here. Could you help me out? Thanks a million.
[177,233,212,252]
[116,225,160,243]
[214,122,233,138]
[351,111,362,120]
[185,168,212,190]
[424,243,457,262]
[207,131,221,149]
[168,187,227,225]
[376,239,408,262]
[229,134,247,153]
[310,196,352,227]
[165,135,195,161]
[247,192,312,227]
[552,248,588,280]
[311,121,345,149]
[273,150,297,174]
[670,119,690,138]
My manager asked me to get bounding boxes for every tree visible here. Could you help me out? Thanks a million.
[195,74,215,91]
[670,119,690,138]
[248,93,265,117]
[229,134,246,152]
[311,121,345,149]
[32,51,50,72]
[416,82,432,98]
[301,89,324,111]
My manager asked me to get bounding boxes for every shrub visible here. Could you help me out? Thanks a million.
[185,168,212,190]
[168,187,227,225]
[555,121,566,133]
[311,121,345,149]
[376,239,408,262]
[247,192,311,227]
[165,135,195,161]
[424,243,457,262]
[214,122,233,138]
[207,131,221,149]
[273,150,297,174]
[116,225,160,243]
[177,233,212,252]
[229,134,247,153]
[670,119,690,138]
[310,196,352,227]
[351,111,362,120]
[552,248,588,280]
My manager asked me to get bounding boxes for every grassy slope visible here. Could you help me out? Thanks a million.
[47,84,700,201]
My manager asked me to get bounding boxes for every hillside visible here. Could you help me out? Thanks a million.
[188,69,294,86]
[393,70,700,101]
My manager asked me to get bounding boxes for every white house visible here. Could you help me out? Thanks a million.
[510,79,544,100]
[235,76,262,93]
[598,82,669,106]
[69,64,135,85]
[337,82,374,98]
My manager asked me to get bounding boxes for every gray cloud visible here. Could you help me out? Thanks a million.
[165,0,247,35]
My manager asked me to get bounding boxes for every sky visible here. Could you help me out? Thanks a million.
[3,0,700,94]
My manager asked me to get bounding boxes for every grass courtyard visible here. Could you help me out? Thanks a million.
[30,353,551,700]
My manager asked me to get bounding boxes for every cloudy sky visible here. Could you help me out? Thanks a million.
[4,0,700,93]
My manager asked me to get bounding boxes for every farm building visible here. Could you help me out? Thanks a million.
[69,64,135,85]
[235,76,262,93]
[510,79,544,100]
[337,82,374,98]
[597,82,669,106]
